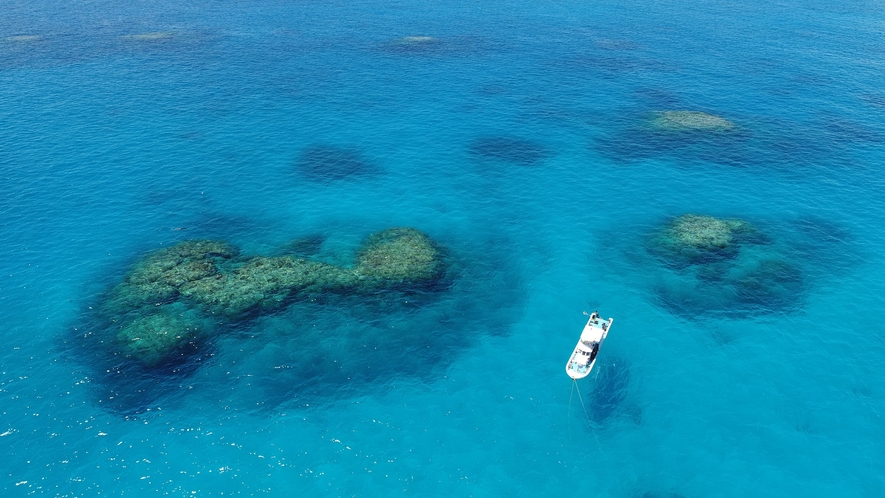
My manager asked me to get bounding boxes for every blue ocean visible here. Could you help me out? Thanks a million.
[2,0,885,495]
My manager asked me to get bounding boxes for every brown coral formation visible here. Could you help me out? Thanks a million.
[115,303,206,367]
[355,228,445,286]
[647,213,760,266]
[183,256,347,317]
[101,228,447,367]
[647,214,757,267]
[109,240,237,308]
[666,214,754,250]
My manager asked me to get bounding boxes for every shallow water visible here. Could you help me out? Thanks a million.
[2,0,885,495]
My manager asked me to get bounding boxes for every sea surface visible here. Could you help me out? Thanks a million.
[2,0,885,495]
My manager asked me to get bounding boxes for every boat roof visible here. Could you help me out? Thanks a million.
[580,316,610,344]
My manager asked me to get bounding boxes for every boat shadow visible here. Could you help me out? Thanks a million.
[583,354,641,429]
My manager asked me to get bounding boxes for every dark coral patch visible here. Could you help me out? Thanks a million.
[594,110,751,166]
[654,257,805,317]
[731,258,804,310]
[642,215,807,317]
[548,53,675,77]
[822,118,885,145]
[468,136,551,166]
[280,234,326,258]
[69,228,533,415]
[199,240,522,413]
[591,108,863,170]
[296,145,381,182]
[85,228,449,370]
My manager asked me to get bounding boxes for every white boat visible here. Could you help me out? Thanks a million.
[565,311,613,380]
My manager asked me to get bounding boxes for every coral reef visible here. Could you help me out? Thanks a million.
[648,214,760,265]
[97,228,447,367]
[645,215,807,316]
[667,214,755,248]
[649,111,735,131]
[596,108,847,170]
[198,235,520,413]
[183,256,349,317]
[593,109,752,165]
[109,240,238,308]
[355,227,445,287]
[115,302,208,367]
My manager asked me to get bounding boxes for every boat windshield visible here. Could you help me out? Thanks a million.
[588,342,599,363]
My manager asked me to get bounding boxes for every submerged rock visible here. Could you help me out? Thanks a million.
[649,111,735,131]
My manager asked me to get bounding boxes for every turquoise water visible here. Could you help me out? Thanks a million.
[2,0,885,495]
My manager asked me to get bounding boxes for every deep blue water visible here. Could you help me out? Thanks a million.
[2,0,885,495]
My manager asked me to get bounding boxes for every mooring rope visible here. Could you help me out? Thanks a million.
[575,380,590,422]
[569,379,575,412]
[568,379,575,433]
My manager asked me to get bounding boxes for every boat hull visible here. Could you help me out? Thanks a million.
[565,314,612,380]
